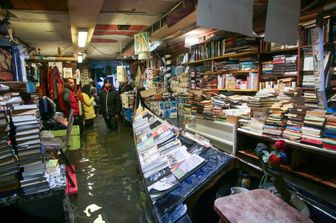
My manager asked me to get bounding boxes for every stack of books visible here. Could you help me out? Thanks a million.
[302,72,315,88]
[239,61,258,71]
[247,93,278,108]
[272,55,286,76]
[133,109,205,201]
[301,110,326,147]
[0,109,20,196]
[261,61,273,77]
[304,90,318,109]
[202,100,214,120]
[239,112,252,131]
[302,50,315,88]
[202,75,217,90]
[189,68,202,90]
[285,55,298,75]
[322,114,336,150]
[263,103,287,137]
[11,104,48,195]
[282,90,306,141]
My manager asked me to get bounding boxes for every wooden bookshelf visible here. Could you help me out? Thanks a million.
[261,74,298,79]
[237,128,336,156]
[187,51,258,65]
[200,70,258,75]
[237,149,336,189]
[260,47,299,55]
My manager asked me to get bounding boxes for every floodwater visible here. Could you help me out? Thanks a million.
[67,116,153,223]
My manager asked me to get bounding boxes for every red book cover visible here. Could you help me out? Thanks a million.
[322,143,336,151]
[301,136,323,146]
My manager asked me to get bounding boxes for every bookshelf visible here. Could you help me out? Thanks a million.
[236,128,336,190]
[237,149,336,189]
[237,128,336,156]
[200,70,259,75]
[187,51,258,65]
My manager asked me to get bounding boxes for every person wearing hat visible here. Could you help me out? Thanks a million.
[99,78,121,131]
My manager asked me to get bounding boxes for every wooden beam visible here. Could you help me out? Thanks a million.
[68,0,104,54]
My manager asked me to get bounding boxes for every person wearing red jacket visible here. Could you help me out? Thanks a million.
[64,78,83,132]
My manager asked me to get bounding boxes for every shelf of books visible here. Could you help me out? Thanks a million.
[237,128,336,156]
[132,106,234,222]
[187,51,258,65]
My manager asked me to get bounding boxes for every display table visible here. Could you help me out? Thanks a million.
[214,189,312,223]
[139,139,234,223]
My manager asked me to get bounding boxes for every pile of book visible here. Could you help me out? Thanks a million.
[202,100,214,120]
[225,37,258,53]
[282,90,306,141]
[133,109,205,201]
[0,109,20,196]
[303,90,318,109]
[202,75,217,90]
[263,102,287,137]
[239,61,258,71]
[247,91,278,108]
[170,73,189,97]
[322,114,336,150]
[285,55,298,75]
[302,49,314,88]
[301,110,326,147]
[261,61,273,77]
[239,111,252,131]
[190,68,202,90]
[11,104,48,195]
[272,55,286,76]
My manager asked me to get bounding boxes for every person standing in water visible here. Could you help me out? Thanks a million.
[99,79,121,131]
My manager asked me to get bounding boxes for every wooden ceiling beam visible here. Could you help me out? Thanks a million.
[68,0,104,55]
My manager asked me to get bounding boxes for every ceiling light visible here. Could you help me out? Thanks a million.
[78,30,88,48]
[77,53,83,63]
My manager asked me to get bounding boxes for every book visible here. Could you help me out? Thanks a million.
[171,154,205,181]
[148,173,179,200]
[165,146,190,168]
[145,166,172,186]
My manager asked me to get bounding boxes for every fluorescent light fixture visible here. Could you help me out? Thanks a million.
[78,30,88,48]
[77,53,83,63]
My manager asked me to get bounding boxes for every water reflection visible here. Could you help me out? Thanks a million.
[68,119,152,222]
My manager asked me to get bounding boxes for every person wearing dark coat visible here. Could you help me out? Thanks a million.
[99,79,121,131]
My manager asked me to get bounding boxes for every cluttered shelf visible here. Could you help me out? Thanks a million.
[187,51,258,65]
[237,150,336,189]
[0,81,27,92]
[237,128,336,156]
[260,47,299,55]
[199,70,259,76]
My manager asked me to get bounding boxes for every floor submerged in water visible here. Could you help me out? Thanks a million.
[67,117,152,223]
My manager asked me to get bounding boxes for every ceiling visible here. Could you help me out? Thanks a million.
[0,0,334,60]
[0,0,181,59]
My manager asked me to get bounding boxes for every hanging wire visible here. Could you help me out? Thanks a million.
[89,44,113,56]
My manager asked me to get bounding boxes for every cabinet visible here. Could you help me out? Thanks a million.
[185,117,236,155]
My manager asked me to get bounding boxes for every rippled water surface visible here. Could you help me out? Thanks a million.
[67,117,152,223]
